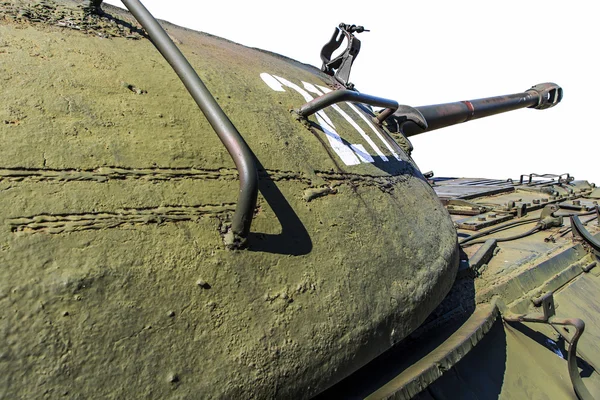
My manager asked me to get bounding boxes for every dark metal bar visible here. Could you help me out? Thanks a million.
[297,89,398,117]
[519,173,571,185]
[550,318,593,400]
[120,0,258,246]
[505,307,593,400]
[402,92,539,136]
[570,215,600,254]
[469,239,497,272]
[375,107,395,123]
[393,82,562,137]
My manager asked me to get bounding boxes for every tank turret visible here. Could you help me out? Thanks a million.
[2,1,598,399]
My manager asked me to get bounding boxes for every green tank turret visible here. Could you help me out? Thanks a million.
[1,1,598,399]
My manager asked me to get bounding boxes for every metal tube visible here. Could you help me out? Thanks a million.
[570,215,600,253]
[120,0,258,246]
[550,318,593,400]
[401,92,539,136]
[298,89,398,117]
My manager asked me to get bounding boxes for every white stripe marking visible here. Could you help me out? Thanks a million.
[260,72,285,91]
[272,75,361,166]
[315,84,403,161]
[302,82,388,162]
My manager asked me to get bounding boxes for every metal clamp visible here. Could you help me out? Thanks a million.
[375,105,428,133]
[320,23,369,89]
[503,293,593,400]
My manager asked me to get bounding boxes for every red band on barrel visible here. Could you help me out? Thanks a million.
[462,100,475,121]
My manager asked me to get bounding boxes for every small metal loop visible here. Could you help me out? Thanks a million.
[503,301,593,400]
[548,318,594,400]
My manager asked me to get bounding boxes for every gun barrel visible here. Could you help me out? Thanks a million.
[396,83,562,137]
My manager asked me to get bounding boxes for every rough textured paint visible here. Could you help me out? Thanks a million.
[0,1,458,398]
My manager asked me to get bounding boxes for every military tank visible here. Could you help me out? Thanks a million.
[0,1,598,399]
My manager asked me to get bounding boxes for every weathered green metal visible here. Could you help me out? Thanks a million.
[321,178,600,399]
[0,1,457,398]
[120,0,258,247]
[2,1,597,400]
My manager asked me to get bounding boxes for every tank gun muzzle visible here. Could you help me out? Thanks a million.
[385,82,563,137]
[526,83,563,110]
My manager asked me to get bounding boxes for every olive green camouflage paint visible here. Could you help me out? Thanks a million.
[0,1,458,398]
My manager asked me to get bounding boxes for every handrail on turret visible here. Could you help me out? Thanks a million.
[297,90,399,117]
[120,0,258,248]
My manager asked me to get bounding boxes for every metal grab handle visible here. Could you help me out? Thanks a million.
[503,294,593,400]
[120,0,258,248]
[297,89,398,117]
[296,90,428,132]
[519,173,572,185]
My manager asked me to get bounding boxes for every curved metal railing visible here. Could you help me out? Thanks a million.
[120,0,258,247]
[297,89,398,117]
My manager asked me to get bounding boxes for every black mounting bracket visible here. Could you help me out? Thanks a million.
[320,23,369,90]
[83,0,103,14]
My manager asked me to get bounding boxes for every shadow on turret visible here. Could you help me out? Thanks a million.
[246,158,312,256]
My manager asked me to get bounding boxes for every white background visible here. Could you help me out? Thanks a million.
[104,0,598,184]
